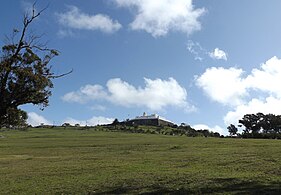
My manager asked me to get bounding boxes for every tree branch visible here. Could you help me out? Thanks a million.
[48,69,73,79]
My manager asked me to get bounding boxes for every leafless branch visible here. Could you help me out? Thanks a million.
[14,3,49,56]
[48,69,73,79]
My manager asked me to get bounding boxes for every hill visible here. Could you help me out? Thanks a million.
[0,128,280,194]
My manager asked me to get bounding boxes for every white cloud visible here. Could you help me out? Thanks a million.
[196,67,247,106]
[224,97,281,126]
[62,92,86,104]
[197,56,281,126]
[106,78,189,110]
[63,77,193,111]
[63,116,114,126]
[192,124,225,135]
[245,56,281,97]
[27,112,51,127]
[187,41,228,61]
[56,5,122,33]
[209,48,227,61]
[62,84,107,103]
[114,0,205,37]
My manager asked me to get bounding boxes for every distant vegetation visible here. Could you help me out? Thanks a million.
[4,112,281,140]
[228,113,281,139]
[20,119,222,138]
[92,121,221,138]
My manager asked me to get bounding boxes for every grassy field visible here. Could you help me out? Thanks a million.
[0,128,280,194]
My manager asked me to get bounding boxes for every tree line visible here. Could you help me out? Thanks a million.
[108,119,221,138]
[228,113,281,139]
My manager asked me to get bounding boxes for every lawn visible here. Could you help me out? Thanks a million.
[0,128,280,194]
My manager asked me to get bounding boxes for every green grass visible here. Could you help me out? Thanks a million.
[0,128,280,194]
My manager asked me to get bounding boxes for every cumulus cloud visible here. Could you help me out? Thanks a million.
[27,112,51,127]
[196,67,247,106]
[197,56,281,126]
[62,85,107,103]
[106,78,189,110]
[63,77,193,111]
[209,48,227,61]
[192,124,225,135]
[63,116,114,126]
[245,56,281,97]
[224,97,281,126]
[56,5,122,33]
[114,0,205,37]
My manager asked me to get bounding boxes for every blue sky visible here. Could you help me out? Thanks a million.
[2,0,281,135]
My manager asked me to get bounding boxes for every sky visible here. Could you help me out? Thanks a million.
[2,0,281,135]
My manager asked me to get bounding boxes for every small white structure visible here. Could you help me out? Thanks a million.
[128,112,174,126]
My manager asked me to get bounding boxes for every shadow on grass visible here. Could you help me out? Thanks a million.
[93,178,281,195]
[192,178,281,195]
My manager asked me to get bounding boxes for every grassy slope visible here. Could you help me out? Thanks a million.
[0,128,280,194]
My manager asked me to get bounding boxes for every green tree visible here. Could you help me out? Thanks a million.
[238,113,281,138]
[238,114,261,134]
[0,4,70,128]
[112,118,119,125]
[62,123,71,129]
[2,108,28,129]
[227,124,238,136]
